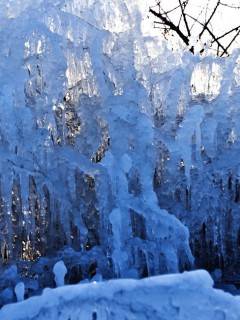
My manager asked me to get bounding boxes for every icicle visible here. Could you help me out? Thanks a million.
[19,173,30,230]
[177,105,204,187]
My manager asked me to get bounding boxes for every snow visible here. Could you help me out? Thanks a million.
[1,270,240,320]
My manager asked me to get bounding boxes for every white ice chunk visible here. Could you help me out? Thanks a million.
[14,282,25,302]
[53,261,67,287]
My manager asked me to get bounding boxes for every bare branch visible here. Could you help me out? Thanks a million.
[207,27,229,56]
[205,0,210,22]
[220,2,240,9]
[189,5,204,31]
[162,5,181,15]
[221,29,240,56]
[216,25,240,41]
[149,0,240,57]
[186,13,228,55]
[199,0,220,39]
[149,8,190,47]
[154,21,166,25]
[178,0,191,36]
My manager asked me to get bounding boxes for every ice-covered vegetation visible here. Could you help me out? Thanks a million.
[0,0,240,315]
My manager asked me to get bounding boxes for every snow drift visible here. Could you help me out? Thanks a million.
[1,270,240,320]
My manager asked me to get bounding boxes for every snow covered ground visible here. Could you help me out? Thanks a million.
[1,270,240,320]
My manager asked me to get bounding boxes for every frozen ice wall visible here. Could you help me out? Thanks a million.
[153,51,240,277]
[0,0,194,303]
[0,0,240,305]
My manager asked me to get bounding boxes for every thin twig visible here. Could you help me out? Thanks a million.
[221,29,240,56]
[220,2,240,9]
[216,25,240,41]
[149,8,190,47]
[178,0,191,36]
[199,0,220,39]
[186,13,228,55]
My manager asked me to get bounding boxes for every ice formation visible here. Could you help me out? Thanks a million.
[0,0,240,308]
[1,270,240,320]
[14,282,25,302]
[53,261,67,287]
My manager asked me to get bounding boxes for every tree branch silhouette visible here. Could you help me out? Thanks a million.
[149,0,240,56]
